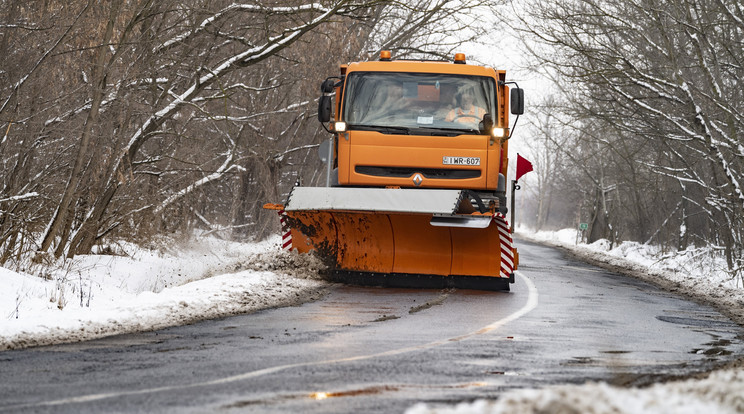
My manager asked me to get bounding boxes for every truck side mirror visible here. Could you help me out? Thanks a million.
[318,96,332,123]
[320,79,336,93]
[318,79,337,123]
[510,88,524,115]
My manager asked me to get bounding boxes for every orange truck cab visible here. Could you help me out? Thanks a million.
[318,51,523,214]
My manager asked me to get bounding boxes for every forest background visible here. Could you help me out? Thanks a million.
[1,0,742,283]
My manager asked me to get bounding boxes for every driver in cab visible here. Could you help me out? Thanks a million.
[445,91,486,127]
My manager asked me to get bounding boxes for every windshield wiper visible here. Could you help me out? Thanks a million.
[424,127,481,135]
[349,124,410,135]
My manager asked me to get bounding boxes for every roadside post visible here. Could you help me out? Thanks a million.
[577,222,588,244]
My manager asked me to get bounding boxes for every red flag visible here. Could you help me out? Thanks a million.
[516,153,533,181]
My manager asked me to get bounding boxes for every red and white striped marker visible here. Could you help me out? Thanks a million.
[278,209,292,250]
[493,213,514,279]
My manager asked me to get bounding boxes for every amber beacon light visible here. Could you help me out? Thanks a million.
[454,53,466,64]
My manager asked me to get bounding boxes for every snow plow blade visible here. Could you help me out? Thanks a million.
[264,187,517,291]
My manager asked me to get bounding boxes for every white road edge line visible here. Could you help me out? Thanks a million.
[11,271,538,409]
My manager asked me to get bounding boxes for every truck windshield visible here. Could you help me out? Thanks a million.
[342,72,497,135]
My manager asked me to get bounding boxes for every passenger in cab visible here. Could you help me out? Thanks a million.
[362,81,410,124]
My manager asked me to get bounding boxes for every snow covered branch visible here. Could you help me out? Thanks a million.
[0,192,39,203]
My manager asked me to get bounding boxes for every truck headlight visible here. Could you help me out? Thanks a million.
[492,127,506,138]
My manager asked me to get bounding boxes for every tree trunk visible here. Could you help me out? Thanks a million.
[39,1,121,257]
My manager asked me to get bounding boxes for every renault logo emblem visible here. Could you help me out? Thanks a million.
[412,173,423,186]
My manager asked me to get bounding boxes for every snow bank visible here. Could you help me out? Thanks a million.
[407,229,744,414]
[0,236,328,350]
[407,362,744,414]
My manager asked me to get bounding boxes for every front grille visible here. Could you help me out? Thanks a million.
[355,166,480,179]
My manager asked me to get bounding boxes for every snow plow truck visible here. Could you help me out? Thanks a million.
[264,51,524,291]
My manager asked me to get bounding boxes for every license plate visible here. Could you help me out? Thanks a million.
[443,156,480,166]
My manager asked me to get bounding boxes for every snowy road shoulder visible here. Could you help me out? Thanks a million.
[1,236,329,351]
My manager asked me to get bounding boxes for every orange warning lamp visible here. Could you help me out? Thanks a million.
[380,50,392,61]
[454,53,466,64]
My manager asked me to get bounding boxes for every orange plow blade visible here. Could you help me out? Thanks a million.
[265,187,517,291]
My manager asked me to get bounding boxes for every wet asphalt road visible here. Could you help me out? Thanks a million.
[1,239,743,413]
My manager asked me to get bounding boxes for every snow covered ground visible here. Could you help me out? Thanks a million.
[407,228,744,414]
[1,236,328,350]
[2,230,743,413]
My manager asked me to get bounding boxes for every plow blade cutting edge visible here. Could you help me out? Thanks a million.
[265,187,517,291]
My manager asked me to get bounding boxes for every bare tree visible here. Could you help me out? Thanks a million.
[524,96,569,231]
[512,0,744,273]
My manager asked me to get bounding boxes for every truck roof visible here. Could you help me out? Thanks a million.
[344,59,502,77]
